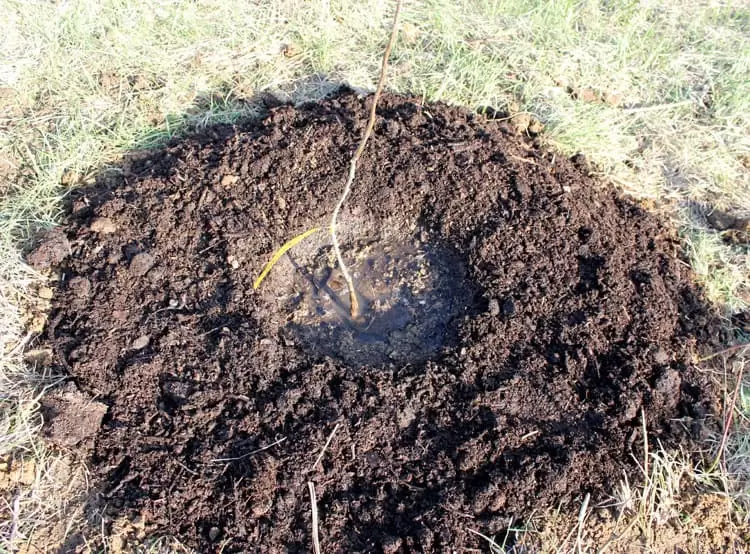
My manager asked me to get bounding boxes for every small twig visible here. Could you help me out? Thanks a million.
[596,515,639,554]
[641,408,649,480]
[8,331,34,357]
[198,238,227,255]
[253,227,322,289]
[330,0,402,318]
[200,326,223,337]
[575,493,591,551]
[698,342,749,362]
[175,460,199,476]
[709,361,745,472]
[508,153,537,166]
[211,436,286,463]
[308,482,322,554]
[311,423,340,471]
[467,528,504,553]
[8,493,21,545]
[621,99,694,113]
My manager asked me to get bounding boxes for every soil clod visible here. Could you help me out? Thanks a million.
[41,384,108,449]
[26,228,70,270]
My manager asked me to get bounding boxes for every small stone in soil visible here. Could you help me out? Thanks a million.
[221,175,239,187]
[38,286,54,300]
[653,347,670,365]
[488,298,500,316]
[130,336,150,350]
[90,217,118,234]
[129,253,155,276]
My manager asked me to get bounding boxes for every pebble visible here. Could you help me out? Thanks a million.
[130,336,150,350]
[129,252,155,276]
[488,298,500,316]
[38,286,54,300]
[90,217,117,234]
[221,175,238,187]
[653,347,670,365]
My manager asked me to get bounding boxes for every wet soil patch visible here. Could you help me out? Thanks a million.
[34,89,722,552]
[283,237,474,366]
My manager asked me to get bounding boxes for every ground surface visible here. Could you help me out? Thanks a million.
[2,2,749,551]
[29,91,728,552]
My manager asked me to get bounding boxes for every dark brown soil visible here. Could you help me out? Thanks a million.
[33,89,723,552]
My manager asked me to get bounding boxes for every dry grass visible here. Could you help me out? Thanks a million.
[0,0,748,551]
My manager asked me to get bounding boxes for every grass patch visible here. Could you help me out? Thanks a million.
[1,0,748,549]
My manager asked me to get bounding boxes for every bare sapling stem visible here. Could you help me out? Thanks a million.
[330,0,402,319]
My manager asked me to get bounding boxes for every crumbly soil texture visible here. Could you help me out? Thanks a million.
[33,89,722,552]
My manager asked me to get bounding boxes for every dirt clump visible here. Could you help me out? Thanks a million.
[40,383,108,449]
[26,227,70,270]
[33,89,723,552]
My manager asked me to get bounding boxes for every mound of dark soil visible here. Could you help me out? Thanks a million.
[33,89,721,552]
